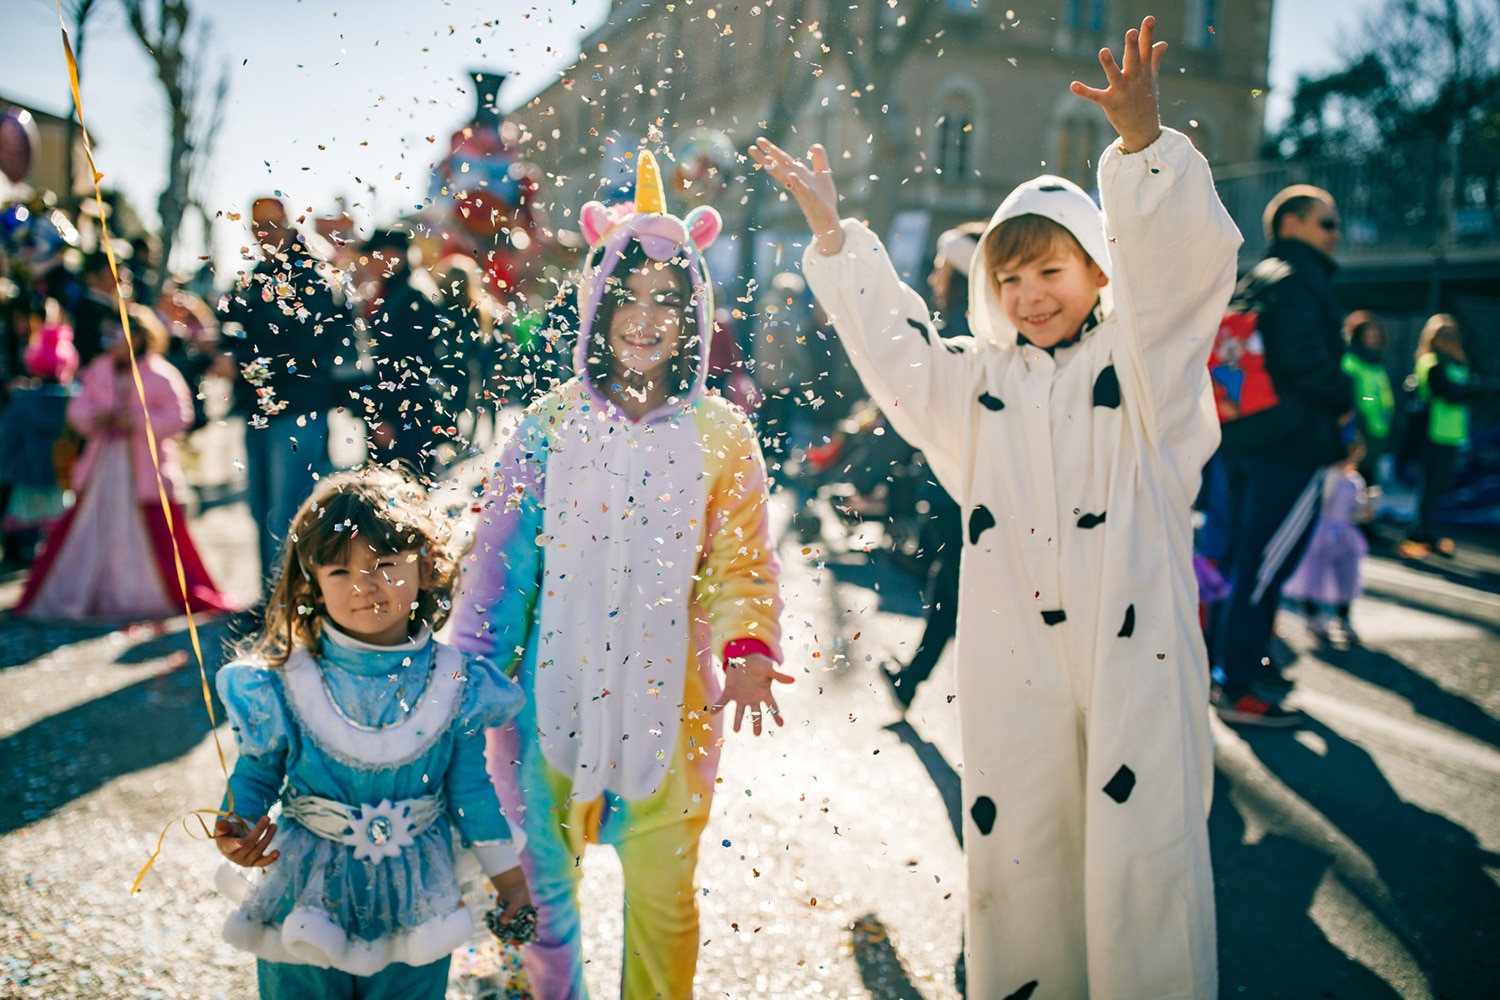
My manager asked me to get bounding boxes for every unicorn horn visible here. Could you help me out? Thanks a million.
[635,150,666,214]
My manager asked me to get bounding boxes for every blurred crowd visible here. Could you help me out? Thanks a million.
[0,179,1491,641]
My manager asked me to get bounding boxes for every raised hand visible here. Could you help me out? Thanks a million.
[749,138,844,256]
[215,814,280,868]
[713,652,795,736]
[1070,14,1166,154]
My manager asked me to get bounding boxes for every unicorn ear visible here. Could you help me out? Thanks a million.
[685,206,722,250]
[580,201,613,246]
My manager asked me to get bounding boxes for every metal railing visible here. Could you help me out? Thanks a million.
[1213,136,1500,266]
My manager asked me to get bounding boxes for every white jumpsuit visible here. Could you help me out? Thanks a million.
[802,129,1241,999]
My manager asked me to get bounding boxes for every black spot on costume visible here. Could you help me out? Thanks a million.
[968,504,996,544]
[970,795,997,835]
[1103,765,1136,804]
[1092,364,1122,408]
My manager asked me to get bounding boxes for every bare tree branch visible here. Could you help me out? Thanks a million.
[121,0,218,297]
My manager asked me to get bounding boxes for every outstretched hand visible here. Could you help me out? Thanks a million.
[713,652,795,736]
[1070,14,1165,154]
[749,138,844,256]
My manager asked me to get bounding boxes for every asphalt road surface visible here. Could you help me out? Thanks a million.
[1,416,1496,998]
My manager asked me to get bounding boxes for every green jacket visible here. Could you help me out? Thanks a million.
[1416,352,1470,446]
[1341,352,1394,441]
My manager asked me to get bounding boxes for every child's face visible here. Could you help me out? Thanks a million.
[606,264,688,383]
[313,545,427,646]
[993,247,1108,349]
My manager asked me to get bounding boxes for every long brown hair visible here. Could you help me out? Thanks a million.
[585,239,700,400]
[241,467,459,668]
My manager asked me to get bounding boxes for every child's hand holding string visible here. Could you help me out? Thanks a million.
[714,653,796,736]
[1070,14,1166,154]
[749,138,845,256]
[214,815,279,868]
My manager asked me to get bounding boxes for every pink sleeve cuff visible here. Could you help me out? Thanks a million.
[722,638,776,669]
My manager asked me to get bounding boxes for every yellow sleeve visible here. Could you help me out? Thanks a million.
[693,397,784,663]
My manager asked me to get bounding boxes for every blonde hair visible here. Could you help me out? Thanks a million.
[981,214,1095,302]
[1414,312,1461,362]
[241,467,459,668]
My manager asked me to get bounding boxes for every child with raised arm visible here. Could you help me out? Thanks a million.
[212,467,531,999]
[449,152,788,998]
[753,16,1239,998]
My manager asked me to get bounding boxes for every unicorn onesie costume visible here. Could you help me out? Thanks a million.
[451,152,783,998]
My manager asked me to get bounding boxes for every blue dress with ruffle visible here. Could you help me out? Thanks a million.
[215,624,524,976]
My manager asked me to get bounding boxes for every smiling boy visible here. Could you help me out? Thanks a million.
[753,16,1241,998]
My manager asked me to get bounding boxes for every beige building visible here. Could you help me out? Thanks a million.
[0,96,90,204]
[502,0,1273,286]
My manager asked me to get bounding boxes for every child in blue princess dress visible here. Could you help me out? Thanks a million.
[212,466,531,999]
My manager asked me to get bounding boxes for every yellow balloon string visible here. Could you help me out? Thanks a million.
[52,1,242,894]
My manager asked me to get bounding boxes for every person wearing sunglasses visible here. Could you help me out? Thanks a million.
[1207,184,1356,727]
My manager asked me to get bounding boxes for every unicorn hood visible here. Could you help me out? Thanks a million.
[969,174,1116,348]
[573,150,723,413]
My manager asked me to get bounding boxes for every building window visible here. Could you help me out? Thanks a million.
[1065,0,1107,32]
[1055,114,1105,190]
[936,98,975,182]
[1185,0,1219,48]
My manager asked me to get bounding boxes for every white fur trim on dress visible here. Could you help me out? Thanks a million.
[279,642,465,768]
[222,903,475,976]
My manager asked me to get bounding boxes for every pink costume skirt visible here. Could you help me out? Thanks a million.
[17,439,237,619]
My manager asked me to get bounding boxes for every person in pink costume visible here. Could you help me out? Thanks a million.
[18,304,237,618]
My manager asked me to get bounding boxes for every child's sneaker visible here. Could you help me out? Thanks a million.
[1307,612,1332,641]
[1435,537,1457,557]
[1336,618,1360,645]
[1211,685,1305,728]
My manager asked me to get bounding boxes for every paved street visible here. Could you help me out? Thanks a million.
[2,416,1498,998]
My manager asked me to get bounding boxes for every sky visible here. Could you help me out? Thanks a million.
[0,0,1380,282]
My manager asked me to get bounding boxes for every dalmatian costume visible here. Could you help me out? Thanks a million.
[802,128,1240,999]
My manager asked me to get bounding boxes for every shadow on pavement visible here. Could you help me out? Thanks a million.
[0,613,119,671]
[1369,526,1500,594]
[1318,639,1500,751]
[1360,580,1500,639]
[1215,717,1500,998]
[0,620,232,835]
[1211,760,1403,999]
[884,719,963,847]
[849,913,935,1000]
[824,553,928,618]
